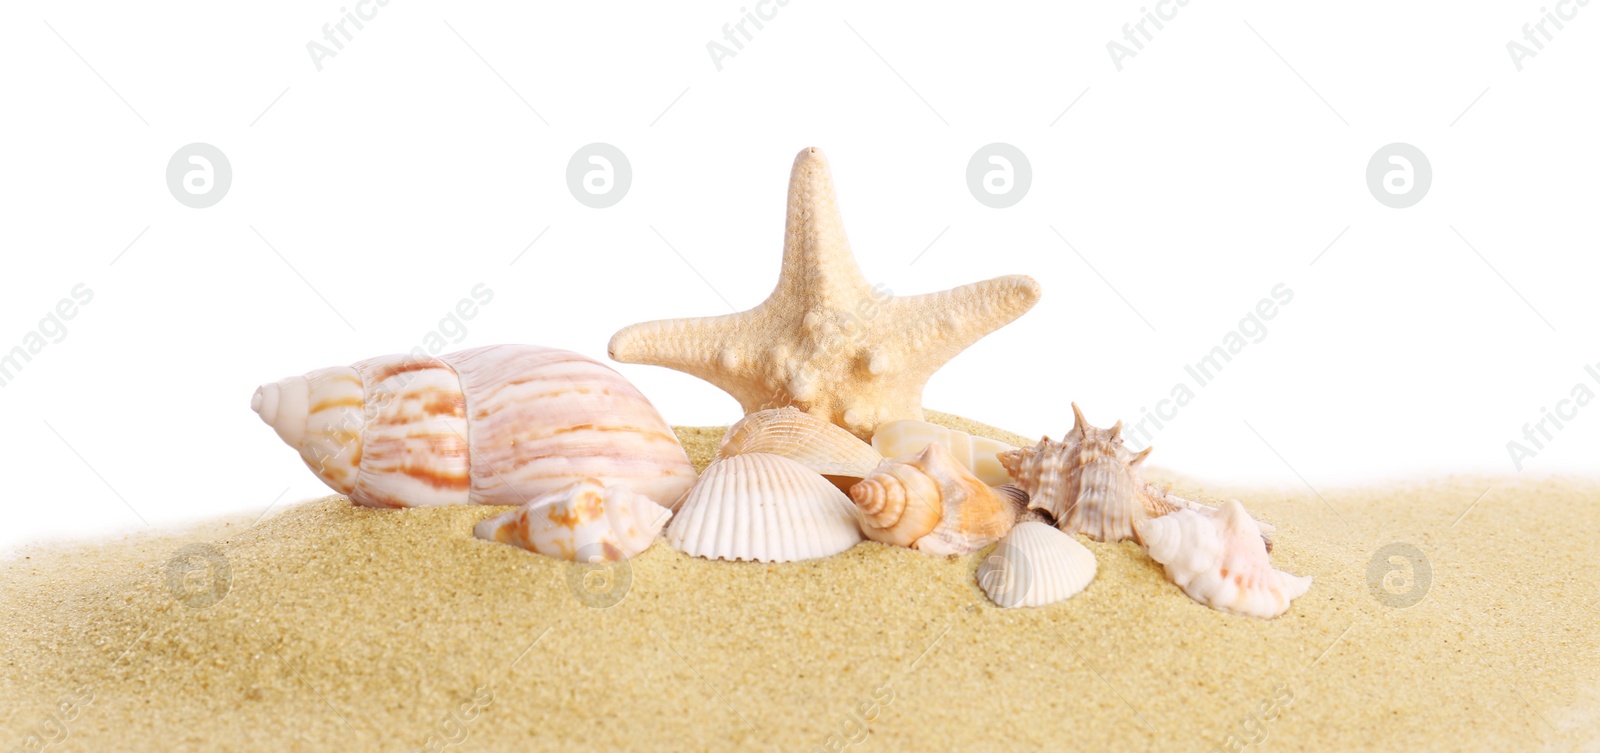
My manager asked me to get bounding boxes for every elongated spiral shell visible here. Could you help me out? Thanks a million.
[252,344,697,509]
[1136,501,1311,619]
[977,522,1097,608]
[475,478,670,561]
[849,443,1016,556]
[665,453,863,563]
[997,403,1192,544]
[717,407,882,487]
[871,419,1016,486]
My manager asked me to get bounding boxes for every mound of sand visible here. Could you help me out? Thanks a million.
[2,412,1596,751]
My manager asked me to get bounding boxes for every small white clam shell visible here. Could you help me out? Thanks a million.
[718,407,882,484]
[665,453,863,563]
[1136,500,1311,619]
[976,522,1097,608]
[871,419,1016,487]
[474,478,671,561]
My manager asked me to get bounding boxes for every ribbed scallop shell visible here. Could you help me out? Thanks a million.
[665,453,863,563]
[1136,501,1311,619]
[976,522,1097,608]
[474,478,670,561]
[871,419,1016,486]
[997,403,1192,544]
[252,344,697,509]
[849,443,1016,556]
[717,407,882,487]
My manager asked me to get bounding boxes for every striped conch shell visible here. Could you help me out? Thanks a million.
[849,442,1016,556]
[977,522,1097,608]
[997,403,1194,544]
[474,478,670,561]
[871,419,1016,486]
[251,344,697,509]
[718,407,882,491]
[1136,501,1311,619]
[665,453,863,563]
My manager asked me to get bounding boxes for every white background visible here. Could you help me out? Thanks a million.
[2,1,1595,552]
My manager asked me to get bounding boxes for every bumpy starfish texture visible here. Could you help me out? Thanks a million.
[608,147,1041,439]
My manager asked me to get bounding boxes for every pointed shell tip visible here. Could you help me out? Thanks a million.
[250,385,267,417]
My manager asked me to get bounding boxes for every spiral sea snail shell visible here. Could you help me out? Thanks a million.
[252,344,697,509]
[849,442,1017,556]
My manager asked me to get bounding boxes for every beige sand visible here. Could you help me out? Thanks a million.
[2,412,1597,752]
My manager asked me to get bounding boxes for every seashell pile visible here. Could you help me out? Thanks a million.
[849,443,1017,556]
[665,453,863,563]
[252,344,697,509]
[1137,500,1312,619]
[250,148,1314,620]
[475,478,670,562]
[998,403,1195,545]
[871,419,1016,486]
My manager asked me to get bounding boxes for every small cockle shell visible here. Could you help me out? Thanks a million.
[474,478,670,561]
[976,522,1097,608]
[665,453,863,563]
[1136,501,1312,619]
[849,443,1016,556]
[252,344,697,509]
[997,403,1194,544]
[871,419,1017,486]
[717,407,883,489]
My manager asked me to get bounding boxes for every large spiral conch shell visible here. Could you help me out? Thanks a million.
[1136,501,1311,619]
[252,344,697,509]
[717,407,882,491]
[871,419,1016,486]
[997,403,1194,544]
[849,443,1017,556]
[665,453,863,563]
[976,522,1097,608]
[474,478,670,561]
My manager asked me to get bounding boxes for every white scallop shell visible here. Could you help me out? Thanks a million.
[871,419,1016,486]
[976,522,1097,608]
[474,478,671,561]
[665,453,863,563]
[718,407,882,484]
[253,344,697,509]
[1136,500,1311,619]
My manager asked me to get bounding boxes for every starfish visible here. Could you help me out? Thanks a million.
[608,147,1041,439]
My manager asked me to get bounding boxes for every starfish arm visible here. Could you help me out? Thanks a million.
[774,148,874,306]
[608,313,747,372]
[607,313,774,401]
[882,274,1041,371]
